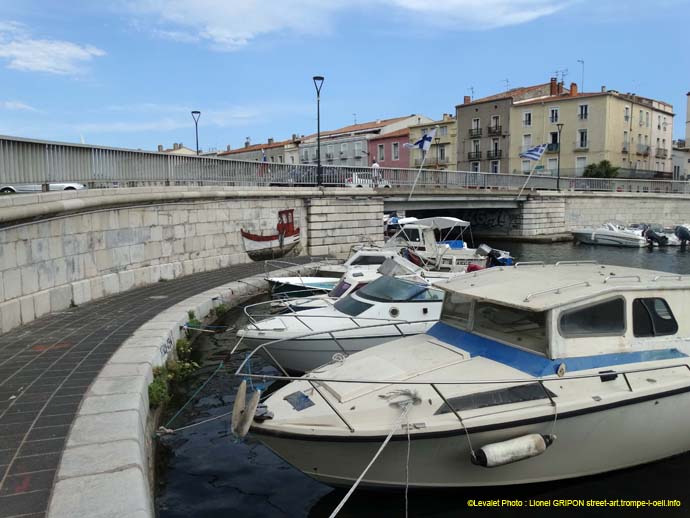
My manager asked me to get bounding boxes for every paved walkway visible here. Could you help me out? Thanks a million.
[0,258,316,518]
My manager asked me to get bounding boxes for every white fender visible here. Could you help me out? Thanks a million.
[230,380,247,435]
[237,389,262,438]
[473,434,555,468]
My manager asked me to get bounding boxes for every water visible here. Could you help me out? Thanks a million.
[156,242,690,518]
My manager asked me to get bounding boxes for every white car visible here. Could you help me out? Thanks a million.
[0,182,86,194]
[344,172,391,188]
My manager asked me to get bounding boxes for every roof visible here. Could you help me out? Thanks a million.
[460,83,556,106]
[438,263,690,311]
[369,128,409,141]
[218,139,291,156]
[318,116,412,139]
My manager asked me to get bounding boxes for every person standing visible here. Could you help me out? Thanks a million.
[371,159,381,186]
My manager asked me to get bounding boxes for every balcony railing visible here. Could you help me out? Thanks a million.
[578,113,588,120]
[487,125,502,136]
[414,157,449,167]
[574,141,589,150]
[546,143,560,153]
[636,144,650,155]
[487,149,502,159]
[522,119,532,127]
[549,117,559,123]
[656,148,668,158]
[467,151,482,160]
[622,145,629,154]
[468,128,482,137]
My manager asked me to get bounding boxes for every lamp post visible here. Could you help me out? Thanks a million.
[556,122,564,191]
[313,76,324,186]
[191,111,201,155]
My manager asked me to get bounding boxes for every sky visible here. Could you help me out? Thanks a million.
[0,0,688,152]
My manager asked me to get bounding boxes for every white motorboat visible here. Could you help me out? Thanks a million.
[572,222,646,247]
[236,273,447,373]
[240,262,690,488]
[384,216,512,271]
[316,247,401,277]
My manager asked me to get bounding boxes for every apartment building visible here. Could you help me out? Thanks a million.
[299,115,433,167]
[457,78,675,178]
[408,114,457,170]
[217,136,300,164]
[672,92,690,180]
[368,128,410,168]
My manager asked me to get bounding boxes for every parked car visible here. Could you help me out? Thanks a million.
[0,182,86,194]
[345,172,391,188]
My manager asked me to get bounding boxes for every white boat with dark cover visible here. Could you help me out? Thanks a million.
[572,222,646,247]
[239,262,690,488]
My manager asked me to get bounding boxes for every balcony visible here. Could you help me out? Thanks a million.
[546,143,560,153]
[624,115,630,122]
[487,149,502,159]
[468,128,482,137]
[636,144,650,156]
[487,125,502,136]
[622,145,629,154]
[549,117,559,124]
[656,148,668,158]
[578,113,588,120]
[467,151,482,160]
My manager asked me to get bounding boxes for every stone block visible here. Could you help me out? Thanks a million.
[3,267,21,299]
[72,279,92,306]
[108,346,161,367]
[118,270,135,292]
[0,299,21,333]
[90,276,105,301]
[102,273,120,296]
[79,393,147,420]
[49,467,150,518]
[58,439,145,481]
[19,295,35,324]
[50,285,73,311]
[0,241,17,270]
[18,265,36,297]
[33,290,51,318]
[88,376,147,398]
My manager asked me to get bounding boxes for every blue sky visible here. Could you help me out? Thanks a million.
[0,0,688,152]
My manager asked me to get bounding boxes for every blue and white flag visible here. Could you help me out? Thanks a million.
[519,144,547,161]
[404,128,436,153]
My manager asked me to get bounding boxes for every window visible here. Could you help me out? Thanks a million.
[522,134,532,150]
[560,298,625,337]
[639,110,644,125]
[490,160,499,173]
[633,298,678,337]
[576,157,587,176]
[356,276,443,303]
[377,144,385,161]
[438,145,446,160]
[472,140,480,152]
[547,158,558,174]
[392,142,399,160]
[522,160,531,173]
[326,144,334,159]
[354,142,363,156]
[441,292,473,329]
[523,111,532,127]
[624,107,630,121]
[578,129,588,148]
[579,104,588,120]
[550,132,559,144]
[623,131,629,149]
[658,115,662,130]
[473,302,548,353]
[491,115,500,127]
[333,295,373,316]
[549,107,559,123]
[302,149,309,161]
[439,126,448,137]
[472,118,480,129]
[645,111,650,128]
[471,162,480,172]
[435,383,556,415]
[492,138,499,152]
[290,155,295,164]
[340,143,348,155]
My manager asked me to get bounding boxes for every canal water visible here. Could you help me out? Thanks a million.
[156,242,690,517]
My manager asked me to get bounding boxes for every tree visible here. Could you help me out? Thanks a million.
[582,160,619,178]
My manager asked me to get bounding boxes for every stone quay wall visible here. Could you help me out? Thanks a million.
[0,187,384,333]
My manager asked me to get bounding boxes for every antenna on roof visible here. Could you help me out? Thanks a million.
[553,68,569,83]
[503,79,511,90]
[468,86,475,99]
[353,113,357,125]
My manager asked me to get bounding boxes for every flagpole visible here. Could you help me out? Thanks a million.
[515,160,540,201]
[407,150,428,201]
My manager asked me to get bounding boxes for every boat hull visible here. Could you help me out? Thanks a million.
[254,389,690,487]
[572,230,646,247]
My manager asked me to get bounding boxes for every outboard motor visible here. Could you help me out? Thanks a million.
[675,226,690,246]
[644,227,668,246]
[485,249,504,268]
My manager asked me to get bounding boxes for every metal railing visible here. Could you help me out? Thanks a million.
[637,144,650,155]
[486,150,502,159]
[1,135,689,195]
[468,128,482,137]
[546,143,560,153]
[467,151,482,160]
[487,125,502,136]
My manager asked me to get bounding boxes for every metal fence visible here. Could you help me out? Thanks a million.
[1,134,689,195]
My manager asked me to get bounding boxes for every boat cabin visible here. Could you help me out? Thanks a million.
[435,262,690,373]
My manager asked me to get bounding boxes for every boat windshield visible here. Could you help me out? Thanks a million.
[473,302,547,354]
[329,280,351,298]
[348,255,388,266]
[388,227,422,246]
[356,276,443,303]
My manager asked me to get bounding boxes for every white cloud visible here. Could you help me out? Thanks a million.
[1,100,37,111]
[0,21,105,75]
[125,0,569,50]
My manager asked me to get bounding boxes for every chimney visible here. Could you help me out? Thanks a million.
[601,85,607,93]
[292,133,298,141]
[244,137,250,148]
[550,77,558,96]
[557,82,564,95]
[267,137,274,144]
[463,96,471,104]
[157,144,163,152]
[172,143,179,150]
[570,82,578,96]
[226,144,231,151]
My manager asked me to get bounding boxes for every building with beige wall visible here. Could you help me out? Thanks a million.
[408,114,457,169]
[457,78,674,178]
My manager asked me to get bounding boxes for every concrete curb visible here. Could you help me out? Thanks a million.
[46,260,328,518]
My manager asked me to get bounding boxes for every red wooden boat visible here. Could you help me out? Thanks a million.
[241,209,301,261]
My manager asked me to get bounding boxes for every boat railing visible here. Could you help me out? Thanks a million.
[243,296,337,324]
[523,281,591,302]
[514,261,545,267]
[234,337,690,433]
[652,274,687,282]
[555,260,598,266]
[603,275,642,284]
[263,257,338,278]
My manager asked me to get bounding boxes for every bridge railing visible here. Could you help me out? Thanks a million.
[1,135,688,194]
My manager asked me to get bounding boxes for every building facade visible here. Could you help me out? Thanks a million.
[217,136,301,164]
[367,128,410,168]
[408,114,457,170]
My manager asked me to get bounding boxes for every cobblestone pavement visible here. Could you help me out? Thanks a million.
[0,258,317,518]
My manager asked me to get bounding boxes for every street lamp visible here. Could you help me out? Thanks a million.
[313,76,324,186]
[191,111,201,155]
[556,122,564,191]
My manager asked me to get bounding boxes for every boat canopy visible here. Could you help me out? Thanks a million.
[411,216,470,230]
